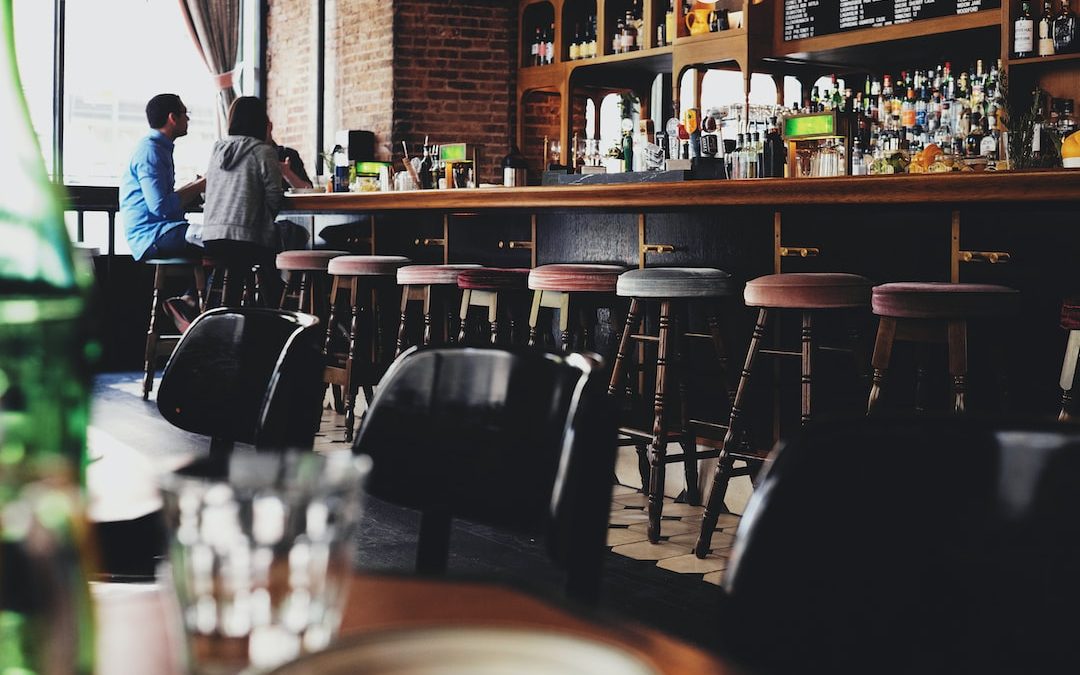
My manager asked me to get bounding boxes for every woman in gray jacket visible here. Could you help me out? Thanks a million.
[202,96,285,303]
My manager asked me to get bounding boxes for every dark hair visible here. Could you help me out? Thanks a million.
[146,93,184,128]
[226,96,268,141]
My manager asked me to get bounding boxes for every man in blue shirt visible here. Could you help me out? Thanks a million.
[120,93,206,262]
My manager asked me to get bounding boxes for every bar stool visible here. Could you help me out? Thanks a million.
[1059,298,1080,421]
[324,255,411,442]
[527,264,626,350]
[277,250,349,318]
[608,267,738,543]
[456,268,532,345]
[866,282,1021,415]
[694,272,873,558]
[203,255,263,309]
[394,263,482,356]
[141,257,207,400]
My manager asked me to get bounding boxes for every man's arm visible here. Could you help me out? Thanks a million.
[176,176,206,207]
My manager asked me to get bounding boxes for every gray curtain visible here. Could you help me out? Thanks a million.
[179,0,241,133]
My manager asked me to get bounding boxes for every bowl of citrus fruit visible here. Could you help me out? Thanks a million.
[1063,131,1080,169]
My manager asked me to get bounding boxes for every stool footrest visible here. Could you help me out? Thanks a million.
[685,332,718,340]
[759,348,802,358]
[630,334,660,343]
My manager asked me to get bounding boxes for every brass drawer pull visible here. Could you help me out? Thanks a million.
[959,250,1010,264]
[778,246,820,258]
[641,244,676,254]
[498,240,533,250]
[414,237,446,247]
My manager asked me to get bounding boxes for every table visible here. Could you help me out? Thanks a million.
[93,573,739,674]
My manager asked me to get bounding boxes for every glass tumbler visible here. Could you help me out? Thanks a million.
[159,450,371,675]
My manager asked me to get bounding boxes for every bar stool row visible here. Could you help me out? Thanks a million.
[144,256,1034,555]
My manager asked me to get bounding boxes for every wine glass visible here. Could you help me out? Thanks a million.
[549,140,562,166]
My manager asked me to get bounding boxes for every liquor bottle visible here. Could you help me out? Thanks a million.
[1015,0,1035,58]
[665,0,676,46]
[624,10,638,51]
[621,130,634,173]
[418,142,434,189]
[1040,0,1056,54]
[589,16,598,57]
[613,14,625,53]
[502,143,529,187]
[530,26,540,65]
[1060,98,1077,135]
[851,137,865,176]
[763,116,786,178]
[0,0,96,670]
[981,113,1000,160]
[965,111,984,157]
[1055,0,1077,53]
[546,23,555,64]
[901,88,916,130]
[570,24,580,60]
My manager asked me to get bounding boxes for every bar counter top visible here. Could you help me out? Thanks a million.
[285,169,1080,213]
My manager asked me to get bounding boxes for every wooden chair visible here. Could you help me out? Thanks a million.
[527,264,626,351]
[394,263,481,355]
[351,346,617,605]
[276,249,349,318]
[716,418,1080,675]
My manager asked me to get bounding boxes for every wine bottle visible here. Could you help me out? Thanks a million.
[1015,0,1035,57]
[0,0,96,671]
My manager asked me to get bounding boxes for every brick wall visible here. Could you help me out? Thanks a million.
[266,0,317,176]
[267,0,518,184]
[393,0,516,184]
[522,91,560,184]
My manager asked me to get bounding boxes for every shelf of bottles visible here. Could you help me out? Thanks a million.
[524,2,557,67]
[1010,0,1076,61]
[565,0,600,61]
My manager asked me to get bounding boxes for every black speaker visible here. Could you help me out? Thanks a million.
[348,130,375,162]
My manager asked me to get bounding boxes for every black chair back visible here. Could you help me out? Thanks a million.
[352,346,616,604]
[156,307,324,452]
[719,417,1080,675]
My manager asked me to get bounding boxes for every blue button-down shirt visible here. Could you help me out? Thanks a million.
[120,130,186,261]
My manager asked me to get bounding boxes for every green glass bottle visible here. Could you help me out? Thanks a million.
[0,0,96,672]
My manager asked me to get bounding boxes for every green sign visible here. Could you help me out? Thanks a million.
[783,114,836,139]
[439,143,468,161]
[354,161,391,176]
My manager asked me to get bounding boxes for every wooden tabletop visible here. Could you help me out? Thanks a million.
[92,573,739,674]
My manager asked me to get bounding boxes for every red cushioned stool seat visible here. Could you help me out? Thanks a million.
[872,282,1020,319]
[275,250,350,271]
[328,255,411,276]
[397,264,482,286]
[1060,297,1080,331]
[744,273,873,309]
[528,264,625,293]
[458,268,531,291]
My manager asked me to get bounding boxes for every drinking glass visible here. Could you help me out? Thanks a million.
[159,450,371,675]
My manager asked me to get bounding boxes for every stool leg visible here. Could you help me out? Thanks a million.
[695,307,769,559]
[948,319,968,415]
[457,289,471,344]
[344,278,361,442]
[646,300,673,543]
[674,304,700,505]
[323,276,344,416]
[142,265,166,400]
[298,271,311,314]
[914,344,931,415]
[608,298,642,398]
[1059,331,1080,422]
[422,286,434,346]
[527,290,543,347]
[192,265,207,314]
[800,311,813,426]
[558,293,572,351]
[395,285,412,357]
[706,305,734,405]
[221,267,233,307]
[488,292,500,345]
[867,317,897,416]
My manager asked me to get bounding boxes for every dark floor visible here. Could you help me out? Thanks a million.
[89,372,725,653]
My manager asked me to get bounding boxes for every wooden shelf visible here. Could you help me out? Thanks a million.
[1007,52,1080,68]
[673,27,747,48]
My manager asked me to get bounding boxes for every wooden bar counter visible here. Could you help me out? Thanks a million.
[285,170,1080,418]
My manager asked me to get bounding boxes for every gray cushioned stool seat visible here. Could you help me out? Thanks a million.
[617,267,738,298]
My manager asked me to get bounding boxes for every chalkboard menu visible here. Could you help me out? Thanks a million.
[784,0,1000,41]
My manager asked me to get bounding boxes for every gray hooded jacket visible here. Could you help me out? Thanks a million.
[202,135,284,249]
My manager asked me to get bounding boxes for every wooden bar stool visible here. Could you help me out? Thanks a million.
[527,264,626,350]
[456,268,532,346]
[277,249,349,319]
[694,272,873,558]
[608,267,738,543]
[203,255,263,309]
[141,257,207,400]
[394,264,482,356]
[1059,298,1080,421]
[324,255,411,442]
[866,282,1020,416]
